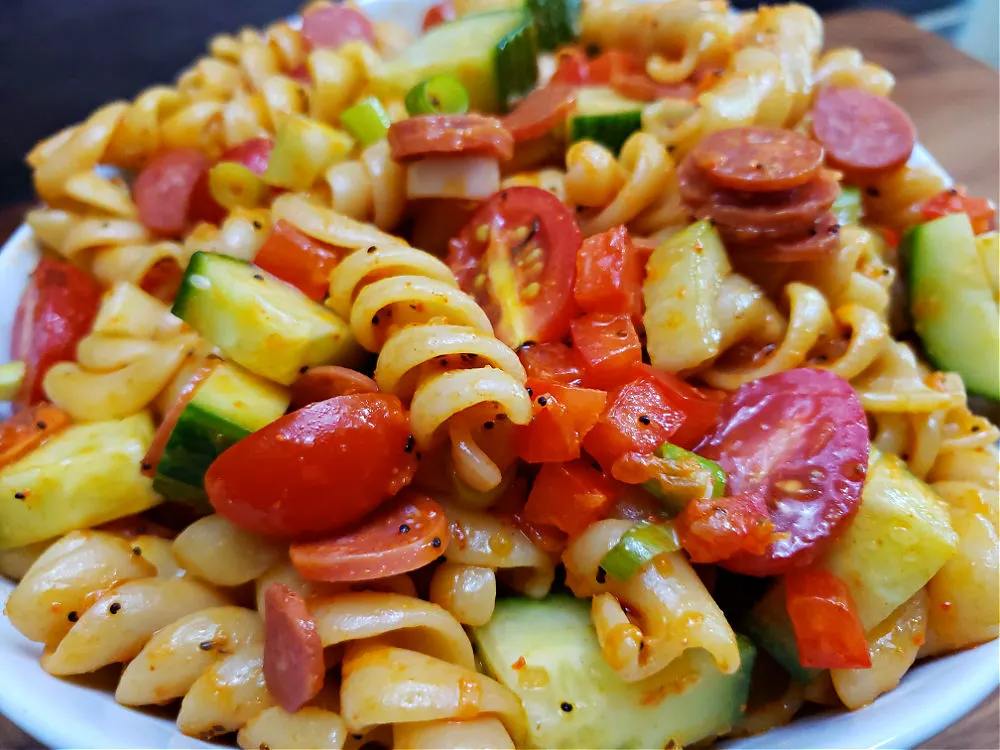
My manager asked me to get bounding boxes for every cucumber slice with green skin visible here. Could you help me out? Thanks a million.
[372,10,538,113]
[526,0,580,51]
[153,362,290,509]
[744,450,957,681]
[908,213,1000,400]
[0,413,160,549]
[568,86,644,154]
[472,595,755,749]
[172,252,361,386]
[831,185,863,226]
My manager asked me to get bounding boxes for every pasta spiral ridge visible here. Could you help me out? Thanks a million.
[328,243,532,491]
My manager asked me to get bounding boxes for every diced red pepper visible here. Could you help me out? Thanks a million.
[254,220,341,301]
[524,460,619,537]
[518,379,606,463]
[0,403,72,471]
[920,187,996,235]
[674,491,775,563]
[574,226,644,323]
[785,567,872,670]
[519,342,586,386]
[550,47,590,85]
[571,312,642,389]
[641,366,723,448]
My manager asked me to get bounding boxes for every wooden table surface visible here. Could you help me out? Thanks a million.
[1,7,998,750]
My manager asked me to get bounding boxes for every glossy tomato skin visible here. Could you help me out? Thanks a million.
[254,219,341,301]
[583,372,689,471]
[785,567,872,669]
[206,394,417,538]
[517,379,606,463]
[422,1,456,31]
[518,342,585,386]
[0,403,71,470]
[448,187,581,348]
[524,460,619,537]
[574,226,644,322]
[675,491,775,563]
[571,312,642,388]
[921,188,996,234]
[643,365,723,448]
[696,368,870,576]
[551,47,590,85]
[11,259,103,406]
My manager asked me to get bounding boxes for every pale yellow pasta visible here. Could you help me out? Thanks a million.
[814,47,895,98]
[0,540,51,582]
[172,514,287,588]
[237,706,348,750]
[830,589,928,710]
[183,207,273,262]
[309,41,383,125]
[863,165,949,234]
[394,717,516,749]
[579,0,732,60]
[429,562,497,626]
[324,140,407,230]
[131,534,185,579]
[563,520,741,682]
[272,192,405,251]
[117,606,264,705]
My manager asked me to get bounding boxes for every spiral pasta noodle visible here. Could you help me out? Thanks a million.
[328,242,532,491]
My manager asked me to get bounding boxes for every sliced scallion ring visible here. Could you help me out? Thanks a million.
[599,521,681,582]
[405,74,470,116]
[340,97,392,147]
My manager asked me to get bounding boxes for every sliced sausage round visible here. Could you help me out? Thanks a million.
[263,583,325,713]
[692,126,825,192]
[702,172,841,233]
[290,366,379,410]
[811,86,916,174]
[301,4,376,51]
[134,149,211,237]
[501,85,577,142]
[728,212,841,263]
[388,115,515,162]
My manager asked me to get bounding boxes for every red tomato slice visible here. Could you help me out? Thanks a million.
[517,379,606,463]
[674,491,776,563]
[551,47,590,85]
[263,583,324,713]
[785,567,872,669]
[11,259,103,406]
[571,312,642,389]
[695,368,870,576]
[921,188,996,235]
[518,342,585,386]
[642,365,723,448]
[574,225,644,322]
[301,3,376,50]
[587,50,646,84]
[501,85,577,142]
[582,372,692,471]
[422,1,456,31]
[0,403,71,470]
[142,359,220,477]
[291,366,379,410]
[290,492,448,582]
[220,137,275,176]
[448,187,581,348]
[206,394,417,538]
[524,460,619,537]
[254,219,341,301]
[134,148,213,236]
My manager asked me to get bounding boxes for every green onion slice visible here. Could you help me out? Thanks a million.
[831,185,863,226]
[599,521,681,582]
[405,75,470,116]
[340,97,392,147]
[641,441,727,515]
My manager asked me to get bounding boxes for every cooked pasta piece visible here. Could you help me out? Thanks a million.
[172,514,287,588]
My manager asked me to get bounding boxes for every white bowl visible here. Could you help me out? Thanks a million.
[0,1,997,747]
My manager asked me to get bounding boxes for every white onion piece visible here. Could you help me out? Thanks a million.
[406,157,500,200]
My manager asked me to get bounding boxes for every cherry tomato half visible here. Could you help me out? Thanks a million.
[11,259,103,406]
[290,492,449,582]
[448,187,581,348]
[206,394,418,538]
[695,368,870,576]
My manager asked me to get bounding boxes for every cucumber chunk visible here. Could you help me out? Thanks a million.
[568,86,644,154]
[473,595,754,749]
[153,362,290,509]
[0,413,160,549]
[908,213,999,400]
[172,252,361,385]
[526,0,580,51]
[373,10,538,113]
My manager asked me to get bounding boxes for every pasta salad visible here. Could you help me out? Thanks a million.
[1,0,997,747]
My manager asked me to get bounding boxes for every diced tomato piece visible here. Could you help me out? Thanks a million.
[254,220,341,301]
[642,366,722,448]
[0,403,71,470]
[878,226,900,249]
[422,1,456,31]
[574,226,644,322]
[583,372,689,471]
[524,460,619,537]
[571,312,642,388]
[11,259,103,406]
[674,491,775,563]
[587,50,645,84]
[518,379,606,463]
[920,187,996,235]
[785,567,872,670]
[550,47,590,85]
[518,342,585,386]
